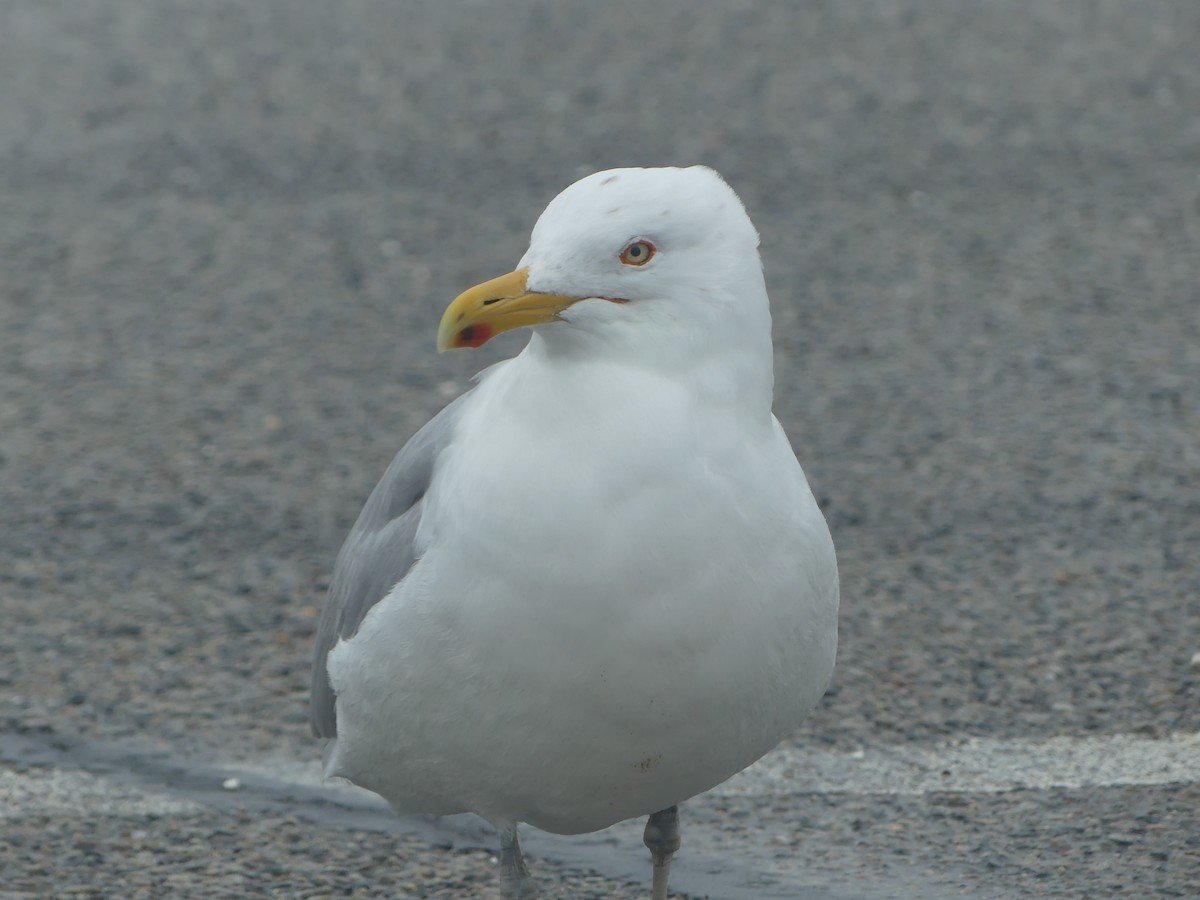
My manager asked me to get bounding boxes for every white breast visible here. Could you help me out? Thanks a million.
[325,349,839,834]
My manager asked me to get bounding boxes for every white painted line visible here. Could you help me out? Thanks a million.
[10,732,1194,822]
[718,732,1200,797]
[229,756,382,802]
[0,765,205,819]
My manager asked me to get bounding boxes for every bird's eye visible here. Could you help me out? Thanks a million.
[619,239,656,267]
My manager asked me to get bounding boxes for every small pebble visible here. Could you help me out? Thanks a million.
[222,778,241,791]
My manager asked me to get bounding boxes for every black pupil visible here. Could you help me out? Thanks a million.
[630,245,643,257]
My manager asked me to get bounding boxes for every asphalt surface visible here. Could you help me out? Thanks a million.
[2,0,1199,897]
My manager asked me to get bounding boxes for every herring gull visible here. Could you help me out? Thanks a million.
[311,165,839,899]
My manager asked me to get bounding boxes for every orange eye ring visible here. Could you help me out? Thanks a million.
[619,239,656,267]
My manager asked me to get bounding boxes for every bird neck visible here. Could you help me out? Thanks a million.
[523,298,776,420]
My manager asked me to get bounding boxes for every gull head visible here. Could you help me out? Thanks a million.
[437,166,770,360]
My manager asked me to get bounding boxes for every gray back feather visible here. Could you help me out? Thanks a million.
[309,394,468,737]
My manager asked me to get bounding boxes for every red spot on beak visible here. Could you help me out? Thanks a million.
[457,324,494,348]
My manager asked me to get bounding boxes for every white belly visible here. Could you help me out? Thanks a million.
[324,361,839,834]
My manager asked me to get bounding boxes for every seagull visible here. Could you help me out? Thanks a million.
[310,165,839,899]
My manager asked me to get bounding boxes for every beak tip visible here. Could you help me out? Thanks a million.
[435,267,541,353]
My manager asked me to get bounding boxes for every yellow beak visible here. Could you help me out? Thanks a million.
[436,268,583,352]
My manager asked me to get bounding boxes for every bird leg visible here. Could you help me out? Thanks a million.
[643,805,681,900]
[497,821,540,899]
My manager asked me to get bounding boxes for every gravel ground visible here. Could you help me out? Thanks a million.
[685,778,1200,898]
[2,810,649,899]
[2,0,1198,896]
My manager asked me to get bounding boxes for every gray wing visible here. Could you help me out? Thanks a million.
[309,393,469,738]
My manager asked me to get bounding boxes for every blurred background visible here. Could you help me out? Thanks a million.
[2,1,1198,896]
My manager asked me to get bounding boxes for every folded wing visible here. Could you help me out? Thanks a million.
[309,394,468,738]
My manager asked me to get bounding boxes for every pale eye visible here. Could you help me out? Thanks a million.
[619,239,656,267]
